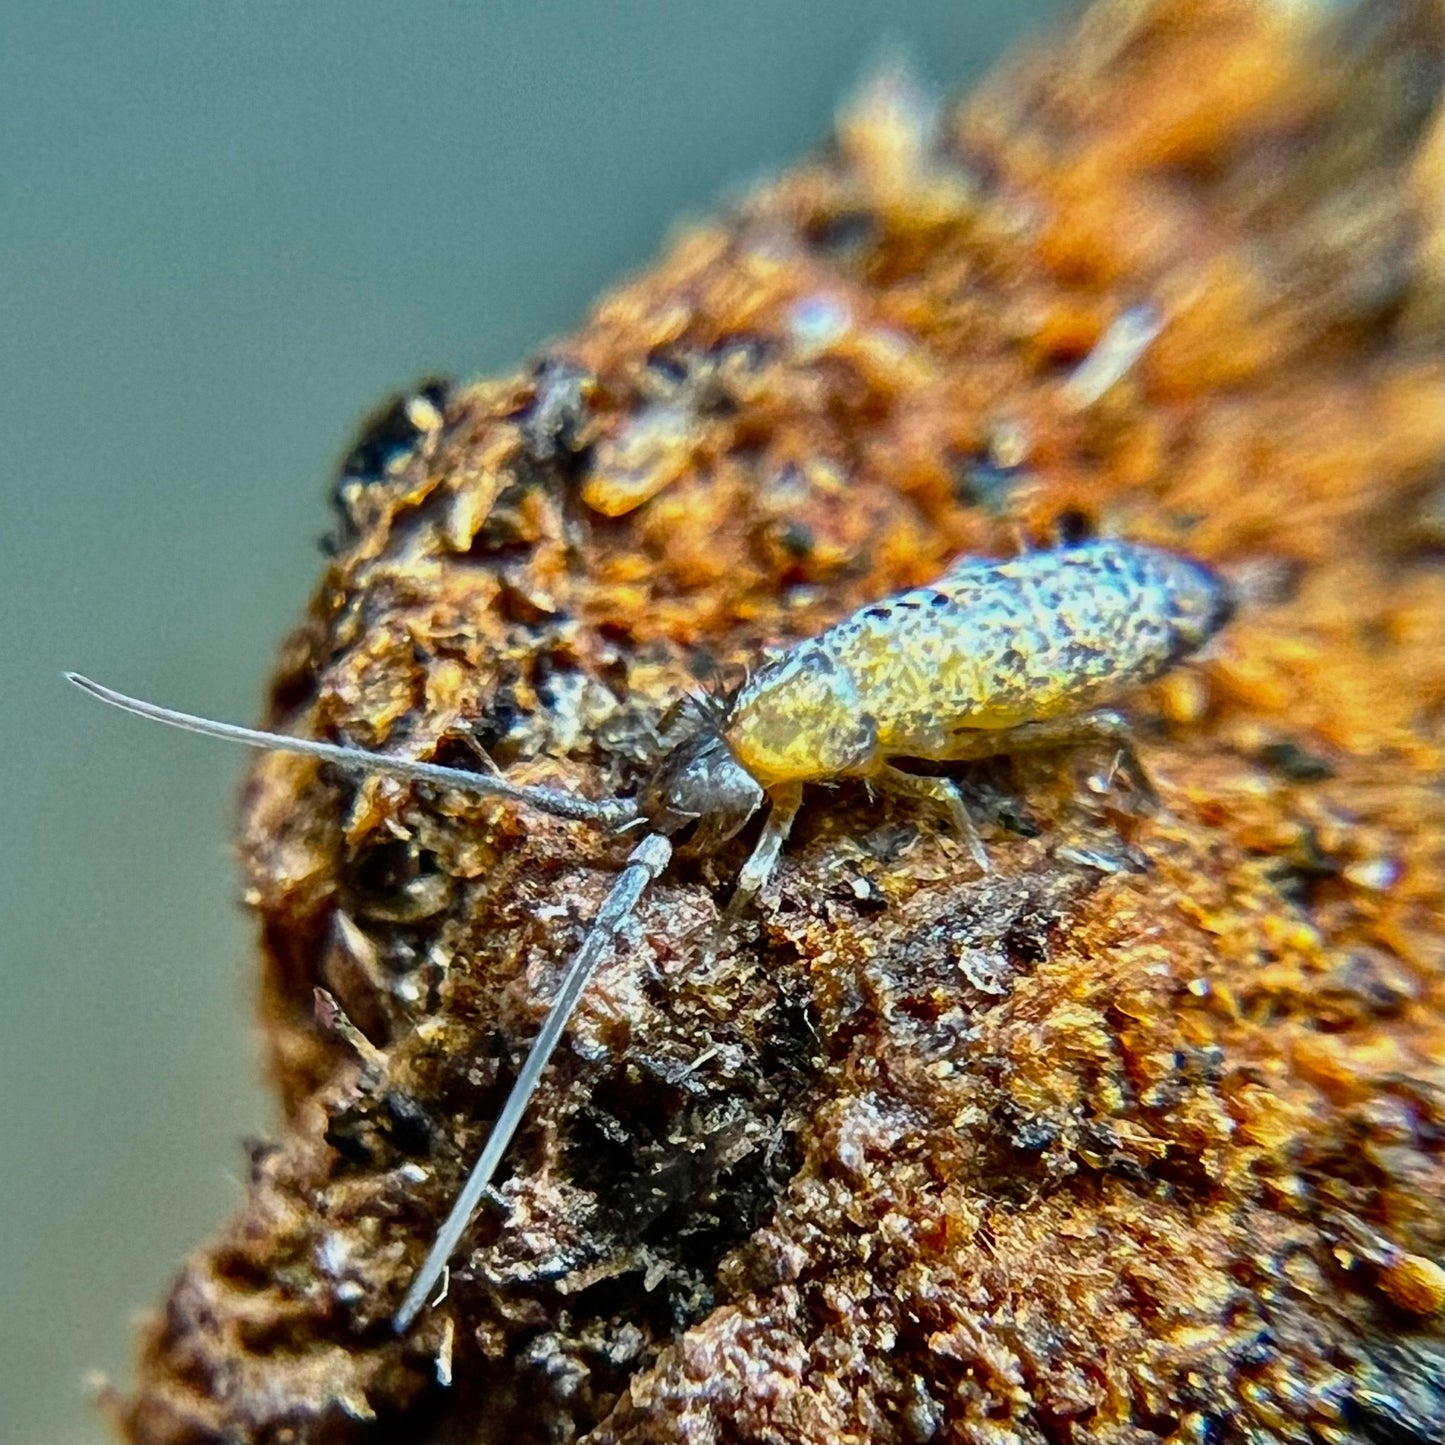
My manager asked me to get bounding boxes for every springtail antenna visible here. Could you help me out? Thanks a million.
[391,830,673,1333]
[65,674,639,830]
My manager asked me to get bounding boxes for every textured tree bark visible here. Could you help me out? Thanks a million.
[114,2,1443,1441]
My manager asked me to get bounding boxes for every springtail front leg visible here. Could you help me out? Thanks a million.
[697,785,803,966]
[871,765,989,871]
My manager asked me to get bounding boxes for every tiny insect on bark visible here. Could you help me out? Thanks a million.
[67,536,1233,1333]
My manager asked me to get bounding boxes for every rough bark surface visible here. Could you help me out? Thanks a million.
[115,2,1444,1442]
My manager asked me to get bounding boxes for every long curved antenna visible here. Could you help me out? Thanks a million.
[66,673,637,830]
[392,831,672,1333]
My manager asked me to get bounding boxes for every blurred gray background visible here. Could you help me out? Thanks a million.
[1,3,1056,1439]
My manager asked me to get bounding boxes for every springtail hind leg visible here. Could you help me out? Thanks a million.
[944,709,1159,810]
[392,831,672,1334]
[1001,710,1157,808]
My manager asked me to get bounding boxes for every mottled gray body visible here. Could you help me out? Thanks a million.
[726,540,1231,787]
[833,541,1227,751]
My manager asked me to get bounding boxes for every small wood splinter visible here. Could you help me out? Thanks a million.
[67,537,1233,1334]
